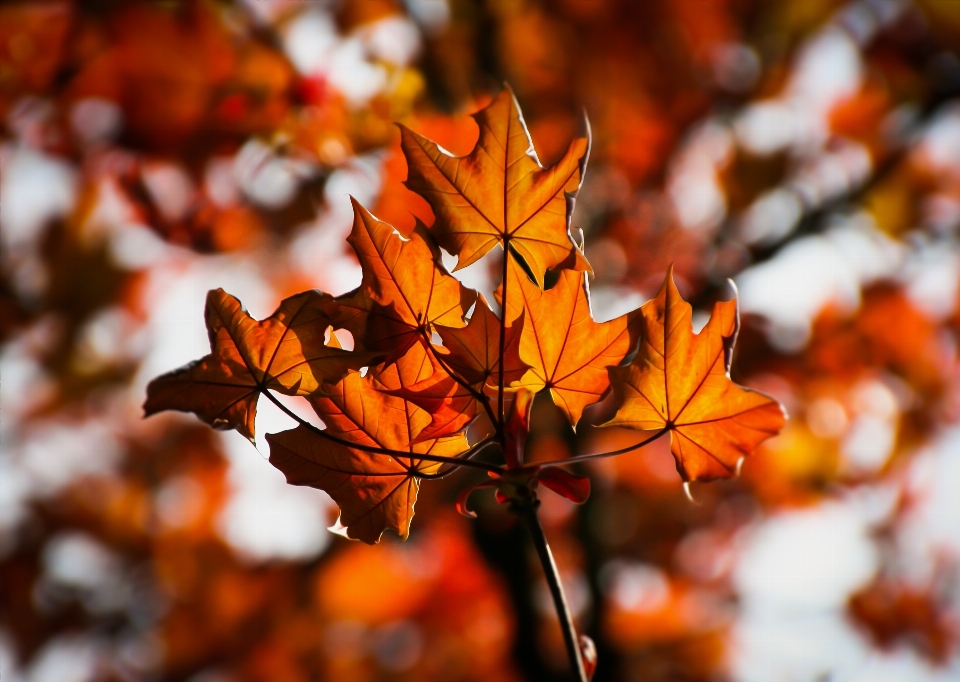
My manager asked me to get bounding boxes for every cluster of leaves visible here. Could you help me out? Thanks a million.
[145,88,786,551]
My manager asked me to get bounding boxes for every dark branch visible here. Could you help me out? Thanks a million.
[516,500,588,682]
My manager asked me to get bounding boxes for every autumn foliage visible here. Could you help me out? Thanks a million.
[9,1,960,681]
[142,86,786,676]
[146,88,785,554]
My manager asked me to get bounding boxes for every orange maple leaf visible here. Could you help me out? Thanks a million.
[267,342,471,543]
[400,86,591,286]
[144,289,363,441]
[604,268,786,481]
[386,370,479,443]
[332,199,476,357]
[434,294,528,390]
[393,294,527,442]
[498,257,641,427]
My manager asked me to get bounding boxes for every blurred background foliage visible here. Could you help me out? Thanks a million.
[4,0,960,680]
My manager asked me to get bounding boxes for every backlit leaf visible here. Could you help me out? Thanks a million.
[267,342,471,543]
[400,86,591,286]
[498,256,640,427]
[332,199,476,358]
[604,268,786,481]
[387,370,479,443]
[144,289,363,441]
[434,294,528,390]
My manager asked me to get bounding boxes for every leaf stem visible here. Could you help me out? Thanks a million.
[497,238,509,448]
[261,389,503,475]
[515,500,588,682]
[418,439,501,479]
[539,428,669,467]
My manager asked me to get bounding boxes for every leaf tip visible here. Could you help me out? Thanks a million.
[721,277,739,303]
[579,634,598,680]
[141,391,158,418]
[682,481,701,506]
[327,515,351,539]
[456,493,478,519]
[580,106,593,144]
[777,400,790,421]
[205,287,228,304]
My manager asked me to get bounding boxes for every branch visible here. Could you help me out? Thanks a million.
[540,428,669,467]
[261,389,504,475]
[515,500,588,682]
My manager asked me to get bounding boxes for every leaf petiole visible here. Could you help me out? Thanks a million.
[261,389,504,475]
[539,427,669,468]
[419,438,502,479]
[497,237,510,450]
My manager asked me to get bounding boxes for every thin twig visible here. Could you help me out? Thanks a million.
[261,389,504,475]
[516,500,588,682]
[419,439,501,479]
[540,428,669,467]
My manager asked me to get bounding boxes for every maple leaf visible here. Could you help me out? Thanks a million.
[267,342,471,543]
[498,256,640,427]
[144,288,363,441]
[604,268,786,482]
[434,294,528,390]
[387,370,479,443]
[331,199,476,357]
[399,86,591,286]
